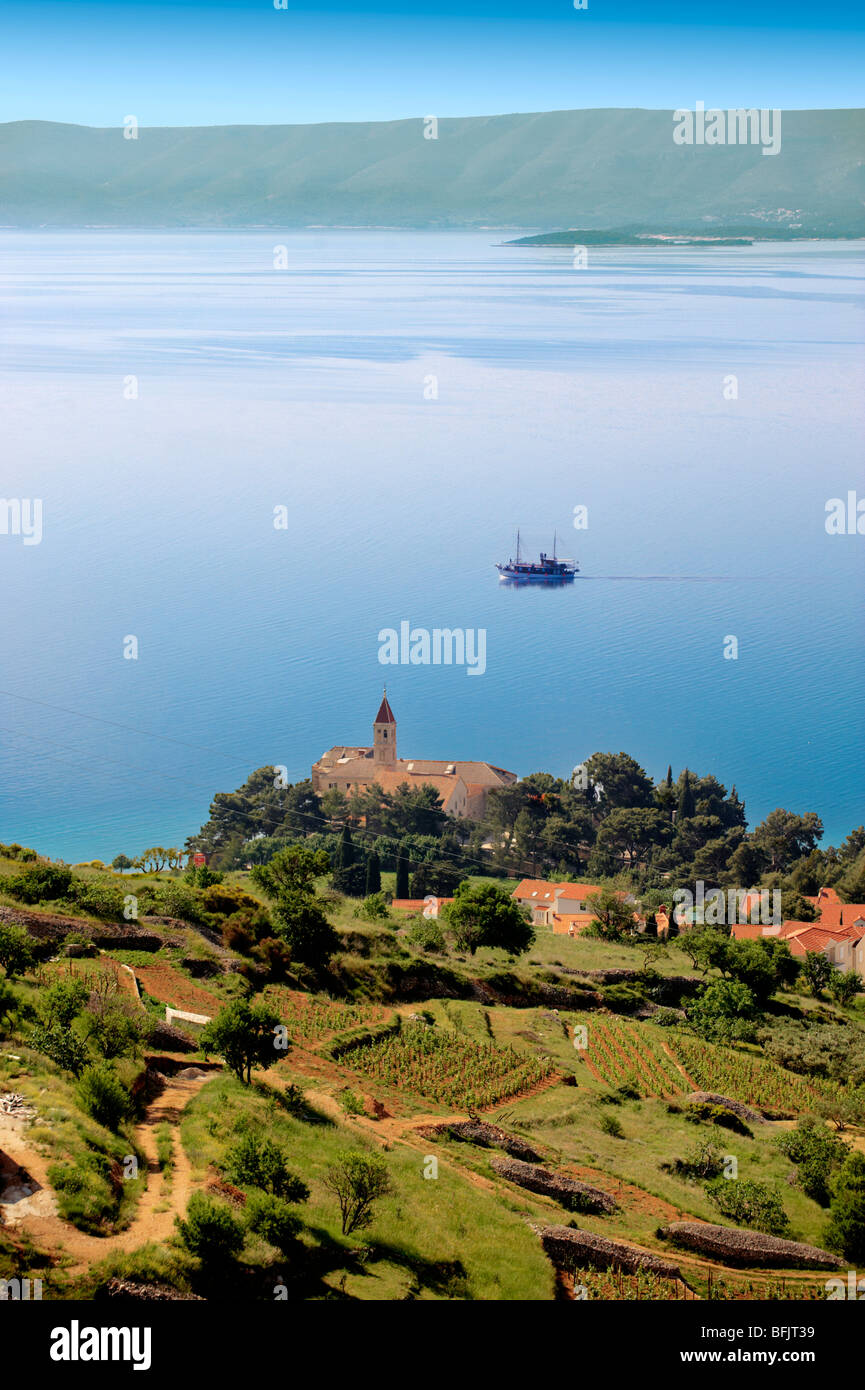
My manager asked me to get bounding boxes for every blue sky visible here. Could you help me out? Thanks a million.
[3,0,862,126]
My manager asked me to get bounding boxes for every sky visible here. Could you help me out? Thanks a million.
[2,0,863,128]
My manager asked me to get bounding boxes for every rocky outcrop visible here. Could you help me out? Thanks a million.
[426,1120,541,1162]
[661,1221,843,1269]
[491,1158,618,1213]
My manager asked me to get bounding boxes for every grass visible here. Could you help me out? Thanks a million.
[179,1072,554,1301]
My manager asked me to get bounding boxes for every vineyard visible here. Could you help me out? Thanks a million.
[263,988,384,1044]
[666,1033,838,1114]
[571,1014,686,1098]
[339,1022,555,1108]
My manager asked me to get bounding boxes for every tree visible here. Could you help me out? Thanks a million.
[334,824,355,871]
[725,936,799,1004]
[584,752,654,813]
[752,809,824,873]
[365,850,382,897]
[395,846,410,899]
[801,950,833,998]
[323,1150,392,1235]
[595,807,672,865]
[274,889,340,967]
[779,891,819,923]
[825,1152,865,1263]
[111,854,133,870]
[250,845,329,898]
[0,928,34,984]
[677,771,696,821]
[200,999,283,1084]
[176,1193,245,1265]
[28,1021,89,1075]
[687,980,760,1043]
[39,978,88,1027]
[827,970,862,1007]
[584,887,637,942]
[76,1062,132,1131]
[4,864,72,905]
[330,862,368,898]
[443,882,534,957]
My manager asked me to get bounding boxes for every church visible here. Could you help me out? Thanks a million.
[311,691,518,819]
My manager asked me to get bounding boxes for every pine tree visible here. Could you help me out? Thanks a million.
[677,770,696,821]
[395,847,410,900]
[365,851,381,897]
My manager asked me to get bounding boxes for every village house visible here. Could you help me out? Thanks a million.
[311,691,517,820]
[511,878,638,936]
[730,886,865,982]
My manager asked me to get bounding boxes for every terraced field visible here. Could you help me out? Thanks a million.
[262,987,386,1043]
[571,1014,686,1097]
[666,1033,839,1114]
[339,1022,555,1108]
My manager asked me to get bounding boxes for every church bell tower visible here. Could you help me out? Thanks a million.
[373,689,397,765]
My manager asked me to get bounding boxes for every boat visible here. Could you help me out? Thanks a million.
[495,530,578,583]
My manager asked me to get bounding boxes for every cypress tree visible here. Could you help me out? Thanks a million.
[665,765,673,788]
[336,824,354,870]
[395,847,410,900]
[677,771,696,821]
[365,850,381,897]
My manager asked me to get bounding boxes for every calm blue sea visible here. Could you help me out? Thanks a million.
[1,230,862,861]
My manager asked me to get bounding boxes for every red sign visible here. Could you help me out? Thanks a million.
[193,853,206,867]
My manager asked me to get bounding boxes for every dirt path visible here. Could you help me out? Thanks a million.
[0,1069,214,1277]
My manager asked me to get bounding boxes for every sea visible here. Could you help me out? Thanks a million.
[0,229,862,862]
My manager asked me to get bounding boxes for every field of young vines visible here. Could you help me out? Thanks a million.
[571,1014,686,1097]
[666,1032,838,1114]
[263,988,383,1044]
[339,1022,555,1108]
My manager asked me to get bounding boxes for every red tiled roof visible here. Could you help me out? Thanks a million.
[512,879,601,902]
[390,898,453,912]
[374,693,396,725]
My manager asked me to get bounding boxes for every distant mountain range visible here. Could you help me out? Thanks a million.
[1,109,863,232]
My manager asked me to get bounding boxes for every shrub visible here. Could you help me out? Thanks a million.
[29,1021,89,1075]
[355,892,390,922]
[407,916,446,953]
[653,1007,680,1027]
[776,1119,849,1206]
[663,1140,726,1181]
[600,1113,625,1138]
[175,1193,245,1265]
[76,1062,132,1131]
[40,977,88,1027]
[684,1101,752,1136]
[222,1132,309,1202]
[0,923,35,978]
[244,1191,302,1254]
[200,884,261,919]
[4,864,72,904]
[68,881,125,920]
[825,1153,865,1263]
[48,1157,116,1231]
[337,1088,365,1116]
[704,1178,790,1236]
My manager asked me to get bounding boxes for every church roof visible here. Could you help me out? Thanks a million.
[374,692,396,725]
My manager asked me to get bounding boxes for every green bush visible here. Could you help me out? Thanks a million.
[407,916,446,953]
[40,978,88,1028]
[175,1193,245,1265]
[684,1101,752,1136]
[68,881,125,920]
[48,1157,116,1232]
[776,1119,849,1206]
[5,864,73,904]
[76,1062,132,1131]
[222,1132,309,1201]
[0,923,35,978]
[337,1087,365,1116]
[600,1113,625,1138]
[29,1021,89,1076]
[825,1153,865,1263]
[244,1191,302,1253]
[704,1178,790,1236]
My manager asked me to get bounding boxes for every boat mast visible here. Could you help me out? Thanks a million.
[515,529,521,563]
[553,529,557,560]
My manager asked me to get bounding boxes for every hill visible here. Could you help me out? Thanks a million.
[1,109,863,231]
